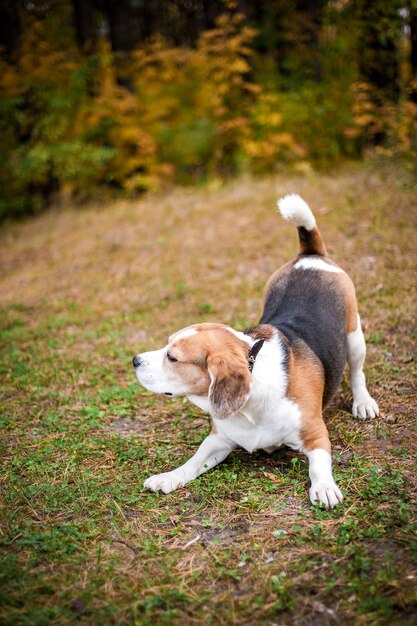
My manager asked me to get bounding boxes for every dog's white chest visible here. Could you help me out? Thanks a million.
[214,397,302,453]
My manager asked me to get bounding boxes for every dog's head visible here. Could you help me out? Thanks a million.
[132,323,252,419]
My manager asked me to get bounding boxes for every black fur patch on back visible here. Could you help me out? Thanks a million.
[260,260,347,406]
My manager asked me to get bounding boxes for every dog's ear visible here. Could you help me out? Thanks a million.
[208,350,252,419]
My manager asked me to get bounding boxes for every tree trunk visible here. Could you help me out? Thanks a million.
[102,0,142,89]
[71,0,97,53]
[410,1,417,102]
[0,0,21,62]
[358,0,401,102]
[103,0,136,52]
[295,0,326,83]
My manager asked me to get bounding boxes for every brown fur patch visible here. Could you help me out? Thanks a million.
[168,322,230,343]
[297,226,327,256]
[171,324,252,418]
[166,356,211,396]
[245,324,275,341]
[208,350,252,419]
[286,341,331,453]
[334,272,358,333]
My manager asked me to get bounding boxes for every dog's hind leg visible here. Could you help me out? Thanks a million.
[347,314,379,419]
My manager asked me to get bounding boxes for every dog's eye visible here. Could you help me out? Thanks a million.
[167,352,178,363]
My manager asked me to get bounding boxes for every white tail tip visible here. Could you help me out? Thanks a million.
[277,194,316,231]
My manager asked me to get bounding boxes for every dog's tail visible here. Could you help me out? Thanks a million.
[277,194,327,256]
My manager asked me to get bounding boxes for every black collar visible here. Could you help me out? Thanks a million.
[247,339,265,372]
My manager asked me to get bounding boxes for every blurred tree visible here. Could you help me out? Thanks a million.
[238,0,327,84]
[102,0,139,87]
[237,0,291,80]
[358,0,402,102]
[295,0,327,83]
[171,0,225,46]
[0,0,21,62]
[410,0,417,101]
[0,0,416,220]
[71,0,97,53]
[103,0,138,52]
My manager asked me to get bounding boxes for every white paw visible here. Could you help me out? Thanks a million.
[352,394,379,419]
[144,471,185,494]
[310,481,343,509]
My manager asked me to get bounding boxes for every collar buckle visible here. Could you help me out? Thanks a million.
[247,339,265,372]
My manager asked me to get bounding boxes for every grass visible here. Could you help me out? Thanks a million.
[0,160,416,625]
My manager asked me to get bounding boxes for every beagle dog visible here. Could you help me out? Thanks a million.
[132,195,379,508]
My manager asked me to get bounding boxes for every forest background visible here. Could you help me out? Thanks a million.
[1,0,417,221]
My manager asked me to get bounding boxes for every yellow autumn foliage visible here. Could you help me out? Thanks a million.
[346,80,417,159]
[0,2,416,219]
[0,6,304,217]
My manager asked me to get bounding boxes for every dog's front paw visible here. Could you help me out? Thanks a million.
[144,471,185,494]
[310,481,343,509]
[352,393,379,419]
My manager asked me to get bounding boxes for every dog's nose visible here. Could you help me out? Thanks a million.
[132,355,142,368]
